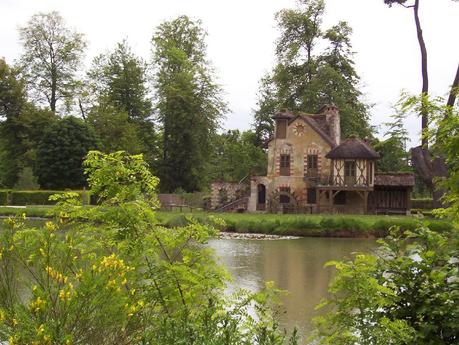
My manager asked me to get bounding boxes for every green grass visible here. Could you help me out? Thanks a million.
[0,207,452,237]
[156,211,452,237]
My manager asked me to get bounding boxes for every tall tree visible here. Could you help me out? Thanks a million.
[88,40,152,121]
[86,40,159,165]
[152,16,228,192]
[0,59,26,186]
[0,58,56,187]
[384,1,459,207]
[253,0,372,145]
[18,11,87,113]
[384,0,429,147]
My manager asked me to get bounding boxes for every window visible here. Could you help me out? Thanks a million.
[307,188,316,204]
[344,160,356,185]
[280,154,290,176]
[279,187,291,204]
[307,154,318,177]
[276,120,287,139]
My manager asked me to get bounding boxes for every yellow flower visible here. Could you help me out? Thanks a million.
[37,324,45,335]
[12,318,18,326]
[30,296,45,312]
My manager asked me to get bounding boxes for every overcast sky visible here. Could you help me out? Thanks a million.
[1,0,458,147]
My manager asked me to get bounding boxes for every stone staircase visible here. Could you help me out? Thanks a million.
[215,196,249,213]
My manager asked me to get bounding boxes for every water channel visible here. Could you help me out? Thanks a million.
[208,237,377,339]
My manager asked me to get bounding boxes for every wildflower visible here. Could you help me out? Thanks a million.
[30,296,45,312]
[37,324,45,335]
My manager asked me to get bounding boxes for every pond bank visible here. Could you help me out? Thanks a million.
[0,207,451,238]
[157,212,452,238]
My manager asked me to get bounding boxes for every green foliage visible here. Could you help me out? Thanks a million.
[88,40,152,122]
[374,110,411,172]
[0,192,8,206]
[253,0,373,145]
[0,58,26,187]
[210,130,267,182]
[152,15,228,192]
[0,59,57,188]
[13,167,39,190]
[34,117,99,189]
[86,105,145,154]
[0,151,295,344]
[18,11,87,113]
[85,40,160,167]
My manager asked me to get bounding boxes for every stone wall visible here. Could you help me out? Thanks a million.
[210,182,249,209]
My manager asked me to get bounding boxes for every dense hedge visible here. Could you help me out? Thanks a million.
[0,190,91,206]
[0,191,8,206]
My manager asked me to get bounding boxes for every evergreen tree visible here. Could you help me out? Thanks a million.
[254,0,373,145]
[152,16,227,192]
[87,40,159,166]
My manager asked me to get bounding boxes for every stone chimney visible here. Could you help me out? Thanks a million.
[322,104,340,146]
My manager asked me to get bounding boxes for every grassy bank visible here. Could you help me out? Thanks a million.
[0,207,451,237]
[156,212,452,238]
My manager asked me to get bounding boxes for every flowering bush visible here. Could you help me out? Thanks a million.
[0,151,296,344]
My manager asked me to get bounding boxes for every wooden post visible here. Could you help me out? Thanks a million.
[317,189,321,214]
[406,187,412,215]
[363,191,369,215]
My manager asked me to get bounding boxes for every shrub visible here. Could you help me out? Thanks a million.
[312,226,459,344]
[0,151,295,344]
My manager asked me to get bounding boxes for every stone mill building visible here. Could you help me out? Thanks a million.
[247,105,414,214]
[211,105,414,214]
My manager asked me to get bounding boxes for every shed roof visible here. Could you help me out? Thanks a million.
[374,173,415,187]
[325,137,380,159]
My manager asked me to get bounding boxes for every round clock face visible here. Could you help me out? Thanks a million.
[293,123,306,136]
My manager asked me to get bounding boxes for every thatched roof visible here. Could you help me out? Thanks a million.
[325,137,380,159]
[375,173,415,187]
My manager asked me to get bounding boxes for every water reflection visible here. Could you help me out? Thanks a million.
[208,237,376,339]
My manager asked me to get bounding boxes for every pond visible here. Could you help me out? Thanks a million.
[208,236,377,340]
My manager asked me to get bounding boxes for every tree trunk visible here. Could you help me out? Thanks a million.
[446,64,459,113]
[413,0,429,148]
[411,64,459,208]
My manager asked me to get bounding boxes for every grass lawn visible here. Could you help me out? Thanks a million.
[0,207,451,237]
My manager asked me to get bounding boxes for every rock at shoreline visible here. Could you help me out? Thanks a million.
[218,232,299,240]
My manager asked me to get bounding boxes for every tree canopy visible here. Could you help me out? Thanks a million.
[152,15,228,192]
[34,116,99,189]
[18,11,87,113]
[254,0,373,146]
